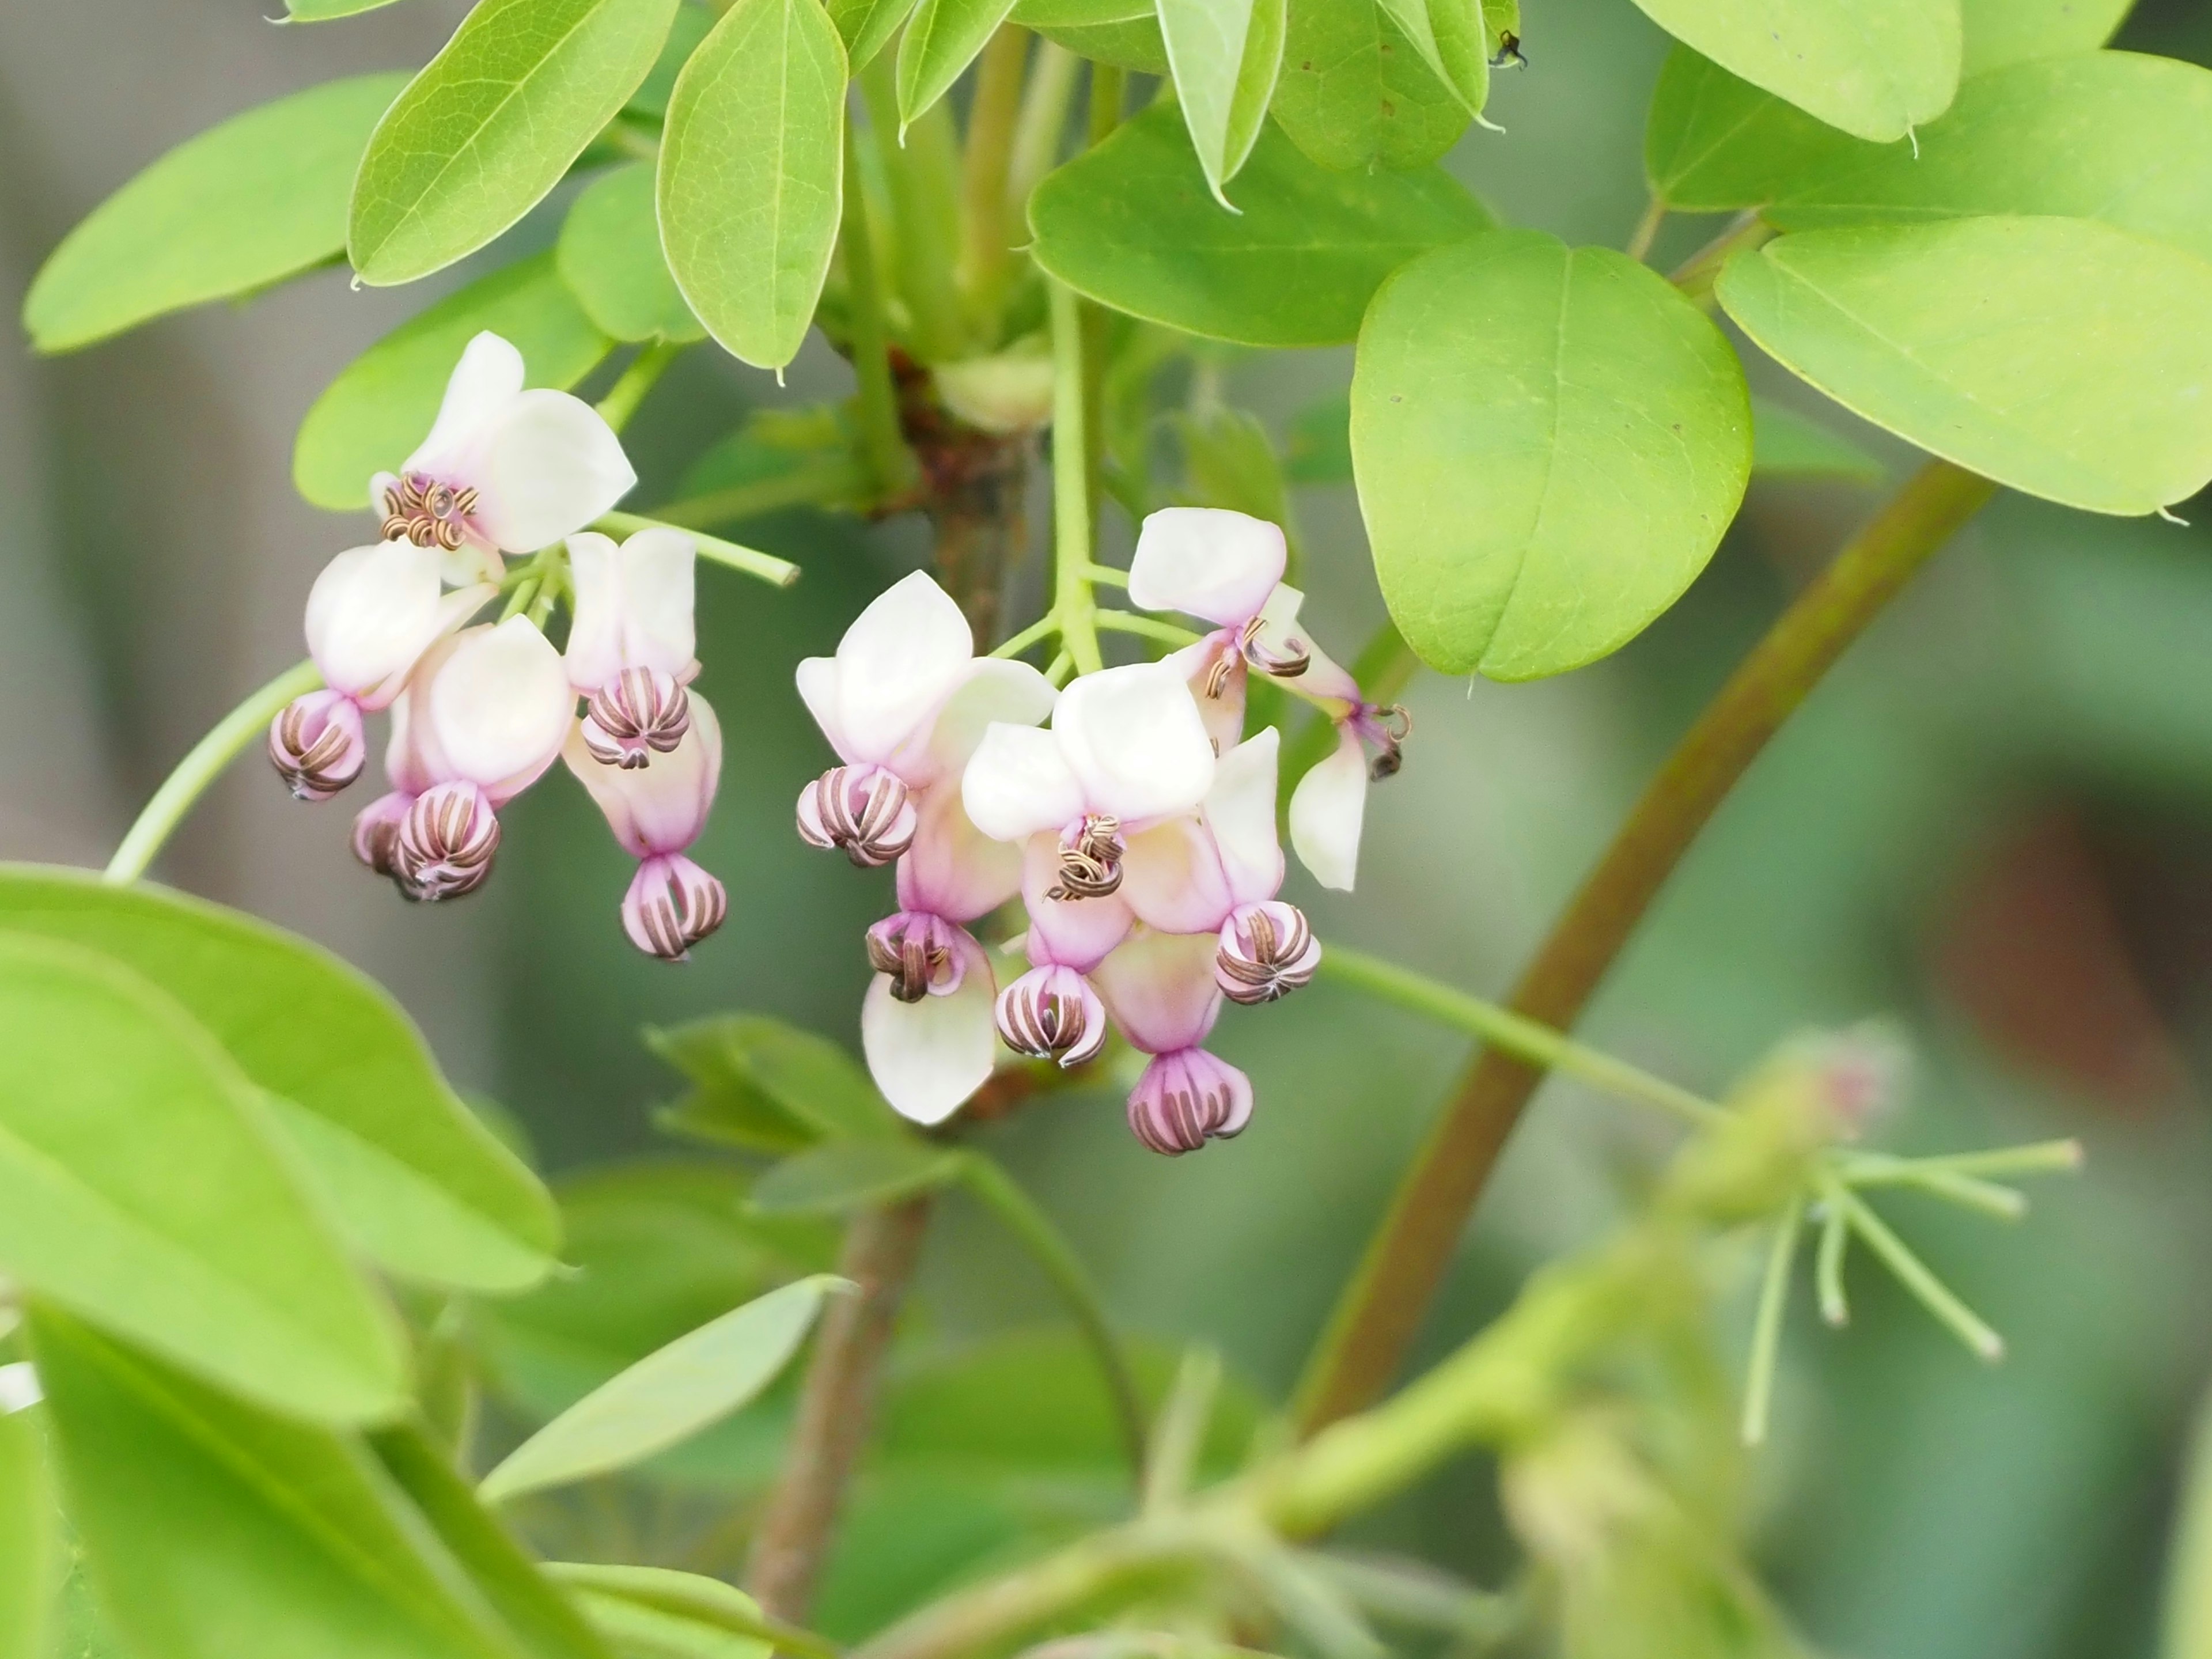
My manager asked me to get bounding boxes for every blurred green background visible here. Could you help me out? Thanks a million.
[9,2,2212,1654]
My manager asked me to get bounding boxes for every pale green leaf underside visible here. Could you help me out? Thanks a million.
[1751,397,1885,482]
[1031,103,1493,347]
[0,1408,52,1659]
[1270,0,1467,172]
[559,164,707,343]
[660,0,848,370]
[1157,0,1262,198]
[550,1566,774,1659]
[294,252,613,510]
[827,0,922,70]
[1645,46,1843,211]
[287,0,413,16]
[1718,217,2212,516]
[649,1014,900,1149]
[1353,229,1752,680]
[748,1139,965,1215]
[350,0,681,285]
[0,933,402,1426]
[480,1276,844,1502]
[897,0,1021,130]
[1628,0,1962,142]
[1014,0,1167,70]
[1960,0,2131,75]
[22,75,407,353]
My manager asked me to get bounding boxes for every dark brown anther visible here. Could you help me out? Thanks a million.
[381,471,480,552]
[1241,612,1311,680]
[1045,813,1125,901]
[582,668,691,768]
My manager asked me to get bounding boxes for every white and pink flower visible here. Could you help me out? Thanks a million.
[565,525,699,769]
[565,694,728,960]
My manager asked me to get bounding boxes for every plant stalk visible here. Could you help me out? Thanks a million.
[842,113,922,502]
[958,26,1031,333]
[1051,278,1105,674]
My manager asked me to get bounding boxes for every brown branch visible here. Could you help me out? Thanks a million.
[1290,459,1999,1437]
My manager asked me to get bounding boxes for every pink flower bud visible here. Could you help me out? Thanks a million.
[623,853,729,961]
[564,695,722,857]
[866,911,971,1003]
[350,790,413,877]
[798,764,917,867]
[995,964,1108,1067]
[1127,1048,1253,1156]
[580,666,692,768]
[267,690,366,801]
[1215,900,1319,1005]
[393,781,501,902]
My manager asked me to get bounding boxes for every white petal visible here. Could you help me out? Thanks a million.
[1020,835,1134,972]
[962,724,1084,842]
[1204,728,1283,906]
[1289,726,1369,892]
[0,1361,40,1414]
[1262,584,1361,709]
[1093,928,1223,1054]
[897,786,1022,923]
[1053,662,1215,826]
[904,657,1058,783]
[1128,507,1286,626]
[794,656,850,762]
[563,531,624,691]
[563,695,722,857]
[832,571,976,764]
[467,391,638,553]
[616,527,698,676]
[1120,818,1232,934]
[303,540,445,705]
[862,933,997,1124]
[402,332,525,479]
[426,618,577,800]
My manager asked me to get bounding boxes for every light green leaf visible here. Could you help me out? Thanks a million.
[369,1425,615,1659]
[0,933,403,1425]
[1172,406,1297,544]
[1352,229,1752,679]
[1372,0,1485,116]
[287,0,413,17]
[294,252,614,510]
[350,0,683,285]
[628,3,718,116]
[1031,103,1492,347]
[652,1015,900,1150]
[896,0,1020,132]
[1011,0,1166,70]
[0,869,558,1296]
[1961,0,2130,75]
[559,165,706,344]
[660,0,848,370]
[1717,216,2212,516]
[1270,0,1468,172]
[1626,0,1961,142]
[548,1567,779,1659]
[28,1310,521,1659]
[481,1276,844,1503]
[1751,397,1884,482]
[1158,0,1285,202]
[749,1141,965,1217]
[0,1404,51,1659]
[828,0,923,71]
[22,75,406,353]
[1643,46,1840,211]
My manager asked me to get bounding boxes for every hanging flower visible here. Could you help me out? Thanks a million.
[564,526,698,768]
[1092,928,1253,1156]
[1286,701,1412,894]
[565,692,728,960]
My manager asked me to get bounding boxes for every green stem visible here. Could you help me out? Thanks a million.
[596,341,685,433]
[959,25,1030,333]
[1007,41,1082,224]
[593,511,800,588]
[1825,1178,2004,1361]
[1815,1199,1850,1327]
[1739,1195,1802,1446]
[648,464,869,531]
[959,1154,1149,1480]
[991,612,1063,661]
[1142,1349,1221,1516]
[104,660,324,884]
[860,59,967,363]
[1624,195,1666,264]
[1290,459,1998,1438]
[1839,1139,2082,1181]
[842,115,921,501]
[1050,279,1104,675]
[1316,946,1724,1129]
[1087,62,1126,149]
[1840,1160,2027,1221]
[1670,210,1774,309]
[1094,610,1200,650]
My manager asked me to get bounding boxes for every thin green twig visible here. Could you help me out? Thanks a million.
[1050,278,1104,675]
[594,510,799,588]
[596,340,685,433]
[1740,1195,1803,1446]
[1815,1199,1850,1327]
[1824,1176,2004,1361]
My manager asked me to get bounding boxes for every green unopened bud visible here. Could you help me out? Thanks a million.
[935,337,1056,434]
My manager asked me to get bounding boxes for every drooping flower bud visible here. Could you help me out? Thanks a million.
[393,780,501,901]
[1215,900,1320,1004]
[623,854,729,961]
[866,911,971,1003]
[1127,1048,1254,1155]
[995,964,1108,1067]
[267,689,367,801]
[350,790,412,877]
[581,666,691,768]
[798,764,918,866]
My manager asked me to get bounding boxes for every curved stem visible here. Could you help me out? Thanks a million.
[1290,459,1998,1437]
[1624,195,1666,263]
[103,659,323,885]
[594,510,800,588]
[1093,611,1199,650]
[595,341,685,434]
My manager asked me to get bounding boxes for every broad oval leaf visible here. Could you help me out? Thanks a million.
[1031,103,1492,347]
[0,934,403,1423]
[1012,0,1167,70]
[1961,0,2130,75]
[27,1310,522,1659]
[628,3,718,115]
[294,253,614,510]
[1717,216,2212,517]
[1270,0,1468,172]
[1643,46,1842,212]
[660,0,848,370]
[22,75,407,353]
[652,1015,900,1150]
[1627,0,1961,142]
[896,0,1021,132]
[0,868,558,1296]
[480,1275,846,1502]
[350,0,683,285]
[559,165,707,343]
[548,1568,774,1659]
[0,1403,52,1659]
[1352,229,1752,680]
[748,1140,965,1217]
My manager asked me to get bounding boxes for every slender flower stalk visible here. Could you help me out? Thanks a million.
[594,510,800,588]
[1050,278,1104,676]
[594,340,685,434]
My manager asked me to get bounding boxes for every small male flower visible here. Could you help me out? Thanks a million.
[1286,702,1412,894]
[995,963,1109,1068]
[1126,1048,1255,1156]
[1092,927,1253,1156]
[565,527,699,768]
[564,694,728,961]
[371,332,637,584]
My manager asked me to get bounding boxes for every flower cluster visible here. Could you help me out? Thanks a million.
[269,332,730,959]
[797,507,1408,1153]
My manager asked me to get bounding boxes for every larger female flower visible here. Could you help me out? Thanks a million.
[565,695,728,960]
[372,332,637,584]
[564,526,698,768]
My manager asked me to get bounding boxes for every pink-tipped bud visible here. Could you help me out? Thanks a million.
[996,964,1108,1068]
[267,690,366,802]
[623,853,729,961]
[1127,1048,1254,1156]
[866,911,970,1003]
[797,764,917,867]
[581,666,691,769]
[394,781,501,902]
[1215,900,1320,1005]
[351,791,414,877]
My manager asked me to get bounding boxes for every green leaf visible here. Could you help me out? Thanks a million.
[548,1568,781,1659]
[22,75,407,353]
[1172,406,1296,537]
[1351,229,1752,680]
[748,1141,965,1217]
[652,1015,900,1151]
[368,1425,615,1659]
[1750,397,1884,483]
[1716,216,2212,516]
[1270,0,1468,172]
[0,1403,52,1659]
[1010,0,1166,70]
[479,1277,845,1503]
[1286,392,1354,484]
[1961,0,2130,75]
[896,0,1020,132]
[0,933,403,1424]
[1372,0,1486,117]
[1158,0,1287,202]
[660,0,849,370]
[559,165,707,344]
[0,869,558,1296]
[628,3,717,116]
[28,1310,526,1659]
[1031,103,1491,347]
[287,0,413,16]
[828,0,923,71]
[294,252,614,510]
[1643,46,1840,211]
[1626,0,1961,142]
[349,0,683,285]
